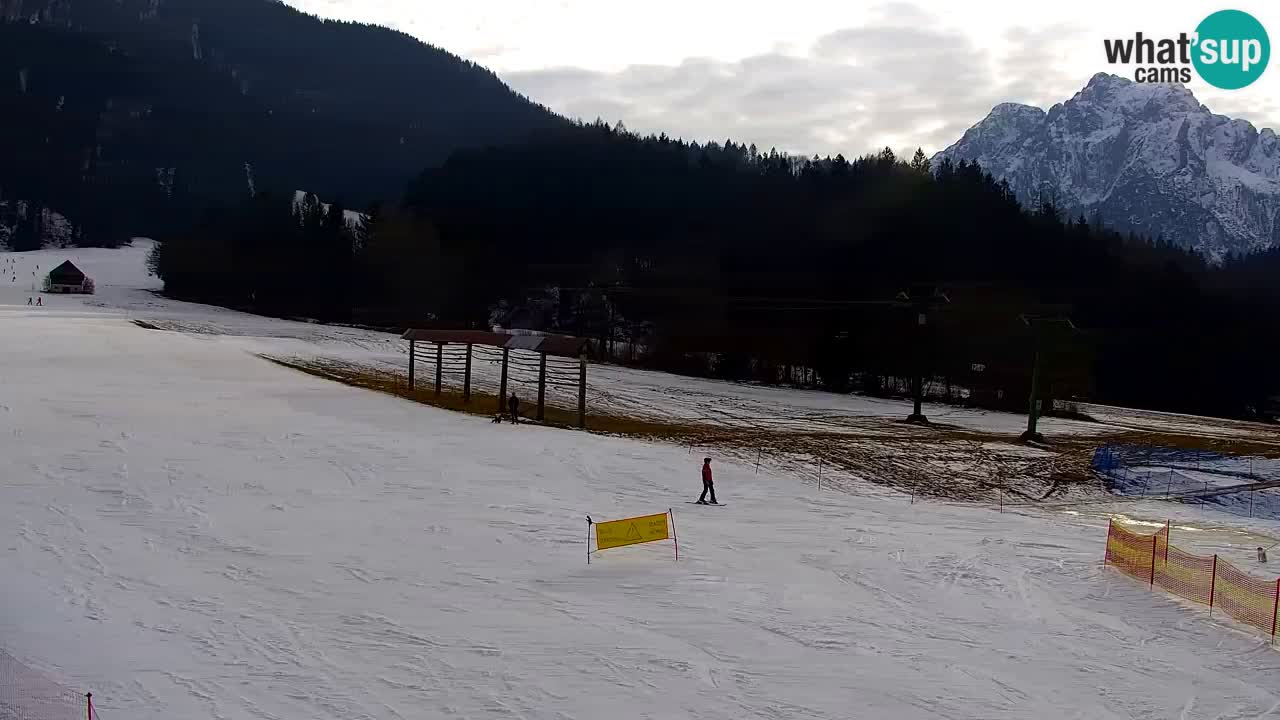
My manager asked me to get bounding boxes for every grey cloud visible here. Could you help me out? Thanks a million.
[997,24,1090,109]
[502,6,1096,156]
[866,2,937,27]
[1198,90,1280,131]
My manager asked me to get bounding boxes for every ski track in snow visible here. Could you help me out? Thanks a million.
[1,244,1279,719]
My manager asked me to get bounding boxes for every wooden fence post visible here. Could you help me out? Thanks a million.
[537,352,547,421]
[578,353,587,429]
[463,343,473,403]
[498,347,509,416]
[434,343,443,396]
[408,339,416,391]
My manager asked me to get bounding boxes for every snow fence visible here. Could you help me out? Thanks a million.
[1105,521,1280,638]
[0,648,101,720]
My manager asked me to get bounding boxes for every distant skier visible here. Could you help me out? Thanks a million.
[1259,546,1269,564]
[35,297,42,306]
[26,297,32,306]
[696,457,718,505]
[508,392,520,424]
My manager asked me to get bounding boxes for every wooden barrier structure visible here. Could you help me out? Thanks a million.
[401,329,592,427]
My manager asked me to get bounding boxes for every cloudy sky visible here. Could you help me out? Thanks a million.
[287,0,1279,157]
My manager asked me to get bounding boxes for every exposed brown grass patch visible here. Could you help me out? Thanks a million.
[262,355,724,441]
[261,354,1109,501]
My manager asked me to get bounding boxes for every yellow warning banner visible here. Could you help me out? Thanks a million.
[594,512,669,551]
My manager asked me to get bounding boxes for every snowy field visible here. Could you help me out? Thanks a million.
[8,242,1275,447]
[3,243,1280,719]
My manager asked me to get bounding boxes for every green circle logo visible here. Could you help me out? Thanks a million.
[1192,10,1270,89]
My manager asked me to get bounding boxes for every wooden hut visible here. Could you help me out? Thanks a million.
[45,261,95,294]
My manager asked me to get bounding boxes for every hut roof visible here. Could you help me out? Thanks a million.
[401,329,591,358]
[48,260,86,284]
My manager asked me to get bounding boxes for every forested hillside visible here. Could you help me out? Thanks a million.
[0,0,562,245]
[151,121,1280,419]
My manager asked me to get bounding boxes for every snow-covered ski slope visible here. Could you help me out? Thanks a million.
[2,243,1279,719]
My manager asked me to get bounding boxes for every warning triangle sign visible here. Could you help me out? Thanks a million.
[624,523,642,541]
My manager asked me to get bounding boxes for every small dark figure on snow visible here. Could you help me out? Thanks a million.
[1259,546,1268,564]
[508,393,520,424]
[697,457,718,504]
[35,297,42,306]
[26,297,32,305]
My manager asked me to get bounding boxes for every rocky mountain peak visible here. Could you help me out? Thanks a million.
[934,74,1280,260]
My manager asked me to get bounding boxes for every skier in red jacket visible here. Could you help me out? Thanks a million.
[696,457,718,504]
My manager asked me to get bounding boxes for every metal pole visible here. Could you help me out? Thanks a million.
[578,353,587,429]
[913,309,926,421]
[408,339,416,391]
[669,508,678,562]
[1272,577,1279,642]
[86,693,92,720]
[463,343,473,403]
[586,517,592,565]
[1026,345,1042,438]
[1104,518,1112,565]
[1150,533,1157,588]
[912,369,923,419]
[498,347,509,416]
[1209,554,1217,615]
[537,352,547,421]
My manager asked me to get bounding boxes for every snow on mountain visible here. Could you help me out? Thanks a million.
[933,73,1280,261]
[293,190,368,228]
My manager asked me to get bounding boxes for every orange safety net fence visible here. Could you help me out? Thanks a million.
[1105,520,1280,640]
[1156,544,1215,606]
[1104,521,1164,582]
[1213,558,1279,635]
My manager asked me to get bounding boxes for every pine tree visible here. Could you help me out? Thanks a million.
[11,201,43,252]
[910,148,930,174]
